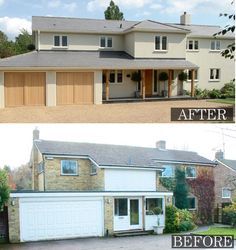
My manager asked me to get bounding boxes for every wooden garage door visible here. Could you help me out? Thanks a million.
[5,72,46,107]
[57,72,94,105]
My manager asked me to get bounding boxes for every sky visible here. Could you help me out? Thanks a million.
[0,0,234,39]
[0,124,235,169]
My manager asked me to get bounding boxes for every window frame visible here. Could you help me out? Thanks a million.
[145,198,163,215]
[154,35,168,51]
[61,160,78,176]
[185,166,197,179]
[222,188,231,198]
[114,198,128,216]
[100,36,113,48]
[210,40,221,51]
[109,70,123,84]
[187,196,197,210]
[53,35,68,48]
[161,165,175,178]
[209,68,220,81]
[90,162,97,175]
[187,39,199,51]
[187,69,199,82]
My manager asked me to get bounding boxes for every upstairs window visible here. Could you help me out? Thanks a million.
[187,40,199,50]
[185,166,196,178]
[162,165,174,177]
[210,68,220,81]
[210,40,220,50]
[222,188,231,198]
[100,36,113,48]
[155,36,167,51]
[91,162,97,175]
[54,35,68,47]
[187,197,196,210]
[61,160,78,175]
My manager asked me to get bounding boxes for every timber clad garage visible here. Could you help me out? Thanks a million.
[19,196,104,242]
[4,72,46,107]
[57,72,94,105]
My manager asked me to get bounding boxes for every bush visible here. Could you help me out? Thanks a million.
[220,81,235,98]
[164,205,195,233]
[159,72,169,81]
[208,89,222,99]
[178,72,188,82]
[223,202,236,227]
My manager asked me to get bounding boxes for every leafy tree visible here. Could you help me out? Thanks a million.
[214,1,235,59]
[174,168,188,209]
[0,169,10,210]
[15,29,34,55]
[104,1,124,20]
[0,31,15,58]
[12,164,31,190]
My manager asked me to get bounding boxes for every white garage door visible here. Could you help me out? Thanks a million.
[19,197,104,242]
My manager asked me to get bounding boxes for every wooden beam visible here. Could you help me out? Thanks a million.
[142,70,146,100]
[191,69,195,97]
[105,70,109,101]
[168,70,172,98]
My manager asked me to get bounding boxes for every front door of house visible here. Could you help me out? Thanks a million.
[145,70,153,97]
[114,198,142,231]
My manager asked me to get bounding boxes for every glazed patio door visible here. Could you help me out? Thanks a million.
[129,198,142,230]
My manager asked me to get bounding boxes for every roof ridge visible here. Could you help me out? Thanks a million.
[148,19,191,32]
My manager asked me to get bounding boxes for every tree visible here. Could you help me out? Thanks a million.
[0,31,15,58]
[214,1,235,59]
[12,164,31,190]
[104,1,124,20]
[174,168,188,209]
[0,169,10,210]
[14,29,34,55]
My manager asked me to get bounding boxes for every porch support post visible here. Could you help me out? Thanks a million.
[142,70,146,100]
[168,70,172,98]
[191,69,195,97]
[105,70,110,101]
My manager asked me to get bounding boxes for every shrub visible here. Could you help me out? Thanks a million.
[208,89,222,99]
[0,169,10,210]
[178,209,195,231]
[164,205,179,233]
[178,72,188,82]
[159,72,169,81]
[159,177,175,191]
[220,81,235,98]
[223,202,236,227]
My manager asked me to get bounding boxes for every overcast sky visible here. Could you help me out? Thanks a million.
[0,124,235,169]
[0,0,233,39]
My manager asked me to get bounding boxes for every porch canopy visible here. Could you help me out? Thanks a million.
[0,50,198,97]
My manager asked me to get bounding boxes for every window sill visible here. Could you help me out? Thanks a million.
[186,50,199,52]
[209,79,220,82]
[52,47,69,50]
[188,208,197,211]
[153,50,168,53]
[186,176,196,179]
[60,174,78,176]
[90,173,97,176]
[209,50,221,53]
[99,47,113,50]
[187,80,199,82]
[222,197,231,199]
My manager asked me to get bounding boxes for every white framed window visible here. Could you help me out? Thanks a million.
[162,165,174,177]
[209,68,220,81]
[61,160,78,175]
[100,36,113,48]
[109,70,123,84]
[155,35,167,51]
[187,40,199,51]
[187,197,196,210]
[54,35,68,47]
[91,162,97,175]
[146,198,163,215]
[114,198,128,216]
[185,166,196,178]
[222,188,231,198]
[210,40,221,51]
[187,69,198,81]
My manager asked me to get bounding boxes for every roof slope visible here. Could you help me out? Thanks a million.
[0,51,198,69]
[218,159,236,171]
[35,140,215,167]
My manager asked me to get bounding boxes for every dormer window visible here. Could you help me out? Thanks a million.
[54,35,68,47]
[100,36,113,48]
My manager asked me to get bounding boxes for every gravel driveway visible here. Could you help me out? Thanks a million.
[0,100,233,123]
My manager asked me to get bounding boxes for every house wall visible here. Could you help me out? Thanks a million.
[39,32,124,51]
[0,72,4,108]
[104,196,114,235]
[134,32,186,58]
[124,32,135,57]
[38,172,44,191]
[186,38,234,90]
[8,197,20,243]
[43,158,104,191]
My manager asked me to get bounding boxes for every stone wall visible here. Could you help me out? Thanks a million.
[8,197,20,243]
[104,196,114,235]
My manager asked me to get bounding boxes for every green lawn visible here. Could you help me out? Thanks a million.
[207,98,235,105]
[197,227,236,239]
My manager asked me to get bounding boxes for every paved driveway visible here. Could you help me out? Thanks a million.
[0,100,233,123]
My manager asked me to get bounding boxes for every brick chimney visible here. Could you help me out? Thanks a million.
[156,140,166,150]
[215,150,224,160]
[180,12,191,25]
[32,128,40,190]
[33,127,40,141]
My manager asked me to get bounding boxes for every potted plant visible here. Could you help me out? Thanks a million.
[152,207,164,234]
[178,72,188,82]
[158,72,169,97]
[131,71,142,97]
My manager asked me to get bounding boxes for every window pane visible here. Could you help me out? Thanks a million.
[189,40,193,50]
[162,165,174,177]
[216,69,220,79]
[91,163,97,174]
[194,41,199,50]
[62,36,67,47]
[188,70,192,80]
[109,71,115,83]
[187,197,196,209]
[54,36,60,46]
[146,198,163,215]
[155,36,160,50]
[62,160,77,174]
[162,36,167,50]
[100,37,106,47]
[211,41,215,50]
[115,199,128,216]
[210,69,214,79]
[222,189,231,198]
[186,166,196,178]
[216,41,220,50]
[117,70,123,83]
[107,37,112,48]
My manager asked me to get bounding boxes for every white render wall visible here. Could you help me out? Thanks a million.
[94,71,103,104]
[46,71,56,106]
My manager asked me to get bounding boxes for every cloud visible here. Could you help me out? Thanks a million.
[0,17,31,40]
[64,2,77,12]
[0,0,4,6]
[150,3,162,10]
[47,0,77,12]
[48,0,61,8]
[87,0,152,12]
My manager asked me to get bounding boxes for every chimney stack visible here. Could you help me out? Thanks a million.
[180,12,191,25]
[215,150,224,160]
[156,140,166,150]
[33,127,40,141]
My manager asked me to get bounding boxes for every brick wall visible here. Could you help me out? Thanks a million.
[8,198,20,243]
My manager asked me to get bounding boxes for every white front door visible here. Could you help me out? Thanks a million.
[114,198,142,231]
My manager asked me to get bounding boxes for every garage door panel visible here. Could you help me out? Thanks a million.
[5,72,24,107]
[20,198,103,242]
[57,73,74,105]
